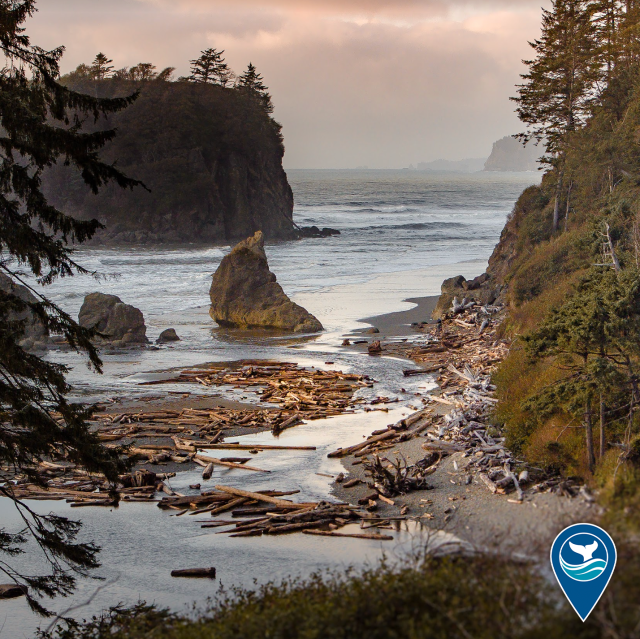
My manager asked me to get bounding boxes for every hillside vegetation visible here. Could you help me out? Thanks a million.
[487,1,640,527]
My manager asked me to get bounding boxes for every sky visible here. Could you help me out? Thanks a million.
[29,0,549,169]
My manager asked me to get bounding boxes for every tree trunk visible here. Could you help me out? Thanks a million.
[599,394,606,460]
[585,402,596,472]
[553,173,564,232]
[564,180,573,231]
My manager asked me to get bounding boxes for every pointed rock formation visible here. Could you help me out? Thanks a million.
[209,231,323,333]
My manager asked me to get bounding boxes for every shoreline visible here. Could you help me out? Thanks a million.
[332,299,594,553]
[2,273,595,633]
[358,295,439,336]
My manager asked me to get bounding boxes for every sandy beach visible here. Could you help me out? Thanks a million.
[333,296,594,553]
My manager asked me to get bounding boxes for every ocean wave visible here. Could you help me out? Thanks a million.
[560,556,607,581]
[358,222,468,231]
[295,204,420,214]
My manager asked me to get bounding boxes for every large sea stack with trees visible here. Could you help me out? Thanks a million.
[42,54,295,244]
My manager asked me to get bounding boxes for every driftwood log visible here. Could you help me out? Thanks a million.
[170,568,216,578]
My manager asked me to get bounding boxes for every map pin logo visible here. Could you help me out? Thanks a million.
[550,523,617,622]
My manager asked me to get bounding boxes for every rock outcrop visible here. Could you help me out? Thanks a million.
[209,231,323,333]
[432,273,502,319]
[42,78,295,244]
[79,293,148,346]
[484,136,540,172]
[0,273,49,351]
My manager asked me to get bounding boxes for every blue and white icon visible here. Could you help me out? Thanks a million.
[550,523,617,621]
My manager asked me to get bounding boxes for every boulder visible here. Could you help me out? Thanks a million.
[157,328,180,343]
[297,226,341,238]
[79,293,148,346]
[209,231,323,333]
[0,273,49,351]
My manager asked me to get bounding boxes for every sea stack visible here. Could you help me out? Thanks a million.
[209,231,323,333]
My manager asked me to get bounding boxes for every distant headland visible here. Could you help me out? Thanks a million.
[402,135,541,173]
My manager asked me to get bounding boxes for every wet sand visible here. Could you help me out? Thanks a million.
[358,296,439,336]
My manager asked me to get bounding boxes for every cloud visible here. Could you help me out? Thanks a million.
[28,0,547,167]
[142,0,542,19]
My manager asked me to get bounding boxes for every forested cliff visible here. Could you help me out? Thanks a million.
[43,73,295,244]
[470,0,640,524]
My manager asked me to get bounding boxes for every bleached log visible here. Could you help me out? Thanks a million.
[479,473,498,494]
[214,485,316,509]
[195,454,269,473]
[303,530,393,541]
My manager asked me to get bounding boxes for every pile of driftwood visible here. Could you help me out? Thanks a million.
[333,304,555,504]
[94,407,312,456]
[160,484,398,540]
[146,361,373,418]
[2,362,378,507]
[399,304,565,502]
[391,305,531,501]
[79,361,375,469]
[5,466,176,507]
[327,409,434,460]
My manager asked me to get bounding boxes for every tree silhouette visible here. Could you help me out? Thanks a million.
[90,52,114,80]
[0,1,140,615]
[186,48,234,86]
[128,62,157,81]
[236,62,274,113]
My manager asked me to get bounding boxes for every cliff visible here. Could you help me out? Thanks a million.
[483,136,540,172]
[446,62,640,513]
[42,78,295,244]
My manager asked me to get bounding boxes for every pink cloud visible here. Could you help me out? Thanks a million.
[28,0,547,167]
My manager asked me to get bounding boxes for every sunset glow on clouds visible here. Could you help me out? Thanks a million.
[30,0,549,168]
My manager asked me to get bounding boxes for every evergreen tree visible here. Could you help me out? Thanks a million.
[128,62,157,81]
[617,0,640,64]
[0,1,139,614]
[513,0,601,231]
[90,52,114,80]
[591,0,624,77]
[236,62,274,113]
[187,48,234,86]
[525,267,640,472]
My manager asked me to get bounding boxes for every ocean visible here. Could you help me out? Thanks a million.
[1,169,539,637]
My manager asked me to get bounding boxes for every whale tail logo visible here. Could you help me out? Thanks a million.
[551,523,617,622]
[560,537,607,582]
[569,541,598,561]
